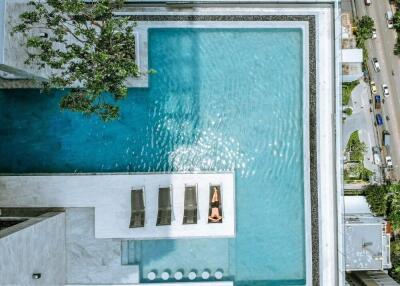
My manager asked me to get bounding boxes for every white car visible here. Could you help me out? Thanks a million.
[386,11,394,29]
[386,156,393,167]
[382,84,390,97]
[372,58,380,72]
[372,29,377,39]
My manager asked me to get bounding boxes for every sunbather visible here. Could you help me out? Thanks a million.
[208,187,222,222]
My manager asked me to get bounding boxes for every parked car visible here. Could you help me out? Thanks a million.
[383,130,391,146]
[386,156,393,167]
[372,146,381,165]
[382,84,390,97]
[374,95,381,109]
[386,11,394,29]
[365,0,371,5]
[376,113,383,125]
[370,81,377,93]
[372,58,380,72]
[371,28,377,39]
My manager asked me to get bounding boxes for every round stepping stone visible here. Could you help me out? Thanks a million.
[147,271,156,280]
[188,271,197,280]
[215,271,223,280]
[174,271,183,280]
[161,271,170,280]
[201,271,210,279]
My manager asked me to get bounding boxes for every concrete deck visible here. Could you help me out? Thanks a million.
[65,208,139,284]
[0,172,235,239]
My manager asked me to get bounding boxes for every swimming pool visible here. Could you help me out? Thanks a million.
[0,28,306,284]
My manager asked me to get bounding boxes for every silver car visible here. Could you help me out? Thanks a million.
[382,84,390,97]
[372,58,380,72]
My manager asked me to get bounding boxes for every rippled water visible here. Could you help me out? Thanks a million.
[0,28,305,284]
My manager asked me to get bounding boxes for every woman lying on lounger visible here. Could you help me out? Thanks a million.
[208,187,222,222]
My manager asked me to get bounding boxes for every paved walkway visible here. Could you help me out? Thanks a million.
[343,81,382,183]
[0,172,235,239]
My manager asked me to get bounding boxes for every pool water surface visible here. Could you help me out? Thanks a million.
[0,28,306,285]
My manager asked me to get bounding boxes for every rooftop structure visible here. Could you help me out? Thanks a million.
[344,196,391,272]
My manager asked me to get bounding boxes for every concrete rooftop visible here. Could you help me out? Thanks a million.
[0,172,235,239]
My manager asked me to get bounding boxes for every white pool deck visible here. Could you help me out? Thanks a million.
[0,172,235,239]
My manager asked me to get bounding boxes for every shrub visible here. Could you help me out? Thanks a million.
[344,108,353,116]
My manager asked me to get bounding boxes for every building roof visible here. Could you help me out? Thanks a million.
[342,49,363,63]
[345,196,372,214]
[345,216,391,271]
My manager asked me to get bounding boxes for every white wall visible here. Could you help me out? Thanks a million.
[0,212,66,286]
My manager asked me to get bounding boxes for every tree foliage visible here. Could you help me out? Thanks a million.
[365,184,388,216]
[354,16,375,47]
[346,131,367,162]
[389,239,400,283]
[13,0,140,121]
[394,35,400,56]
[388,184,400,230]
[394,11,400,31]
[365,184,400,230]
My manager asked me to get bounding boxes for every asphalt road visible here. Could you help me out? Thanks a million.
[354,0,400,180]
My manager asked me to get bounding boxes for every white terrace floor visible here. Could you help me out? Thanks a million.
[0,172,235,239]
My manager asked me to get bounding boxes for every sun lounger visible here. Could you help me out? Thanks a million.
[208,185,223,223]
[157,186,172,226]
[129,188,145,228]
[183,185,198,224]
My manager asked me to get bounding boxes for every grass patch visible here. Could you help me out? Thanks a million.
[342,81,359,106]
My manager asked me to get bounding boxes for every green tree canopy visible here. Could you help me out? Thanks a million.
[13,0,140,121]
[346,131,367,162]
[395,35,400,56]
[365,184,388,216]
[394,11,400,31]
[388,184,400,230]
[390,239,400,283]
[355,15,375,47]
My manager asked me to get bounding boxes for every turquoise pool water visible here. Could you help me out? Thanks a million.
[0,28,305,284]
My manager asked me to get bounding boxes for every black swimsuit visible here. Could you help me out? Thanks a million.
[211,201,219,208]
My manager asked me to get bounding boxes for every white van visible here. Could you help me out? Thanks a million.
[365,0,371,5]
[386,11,394,29]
